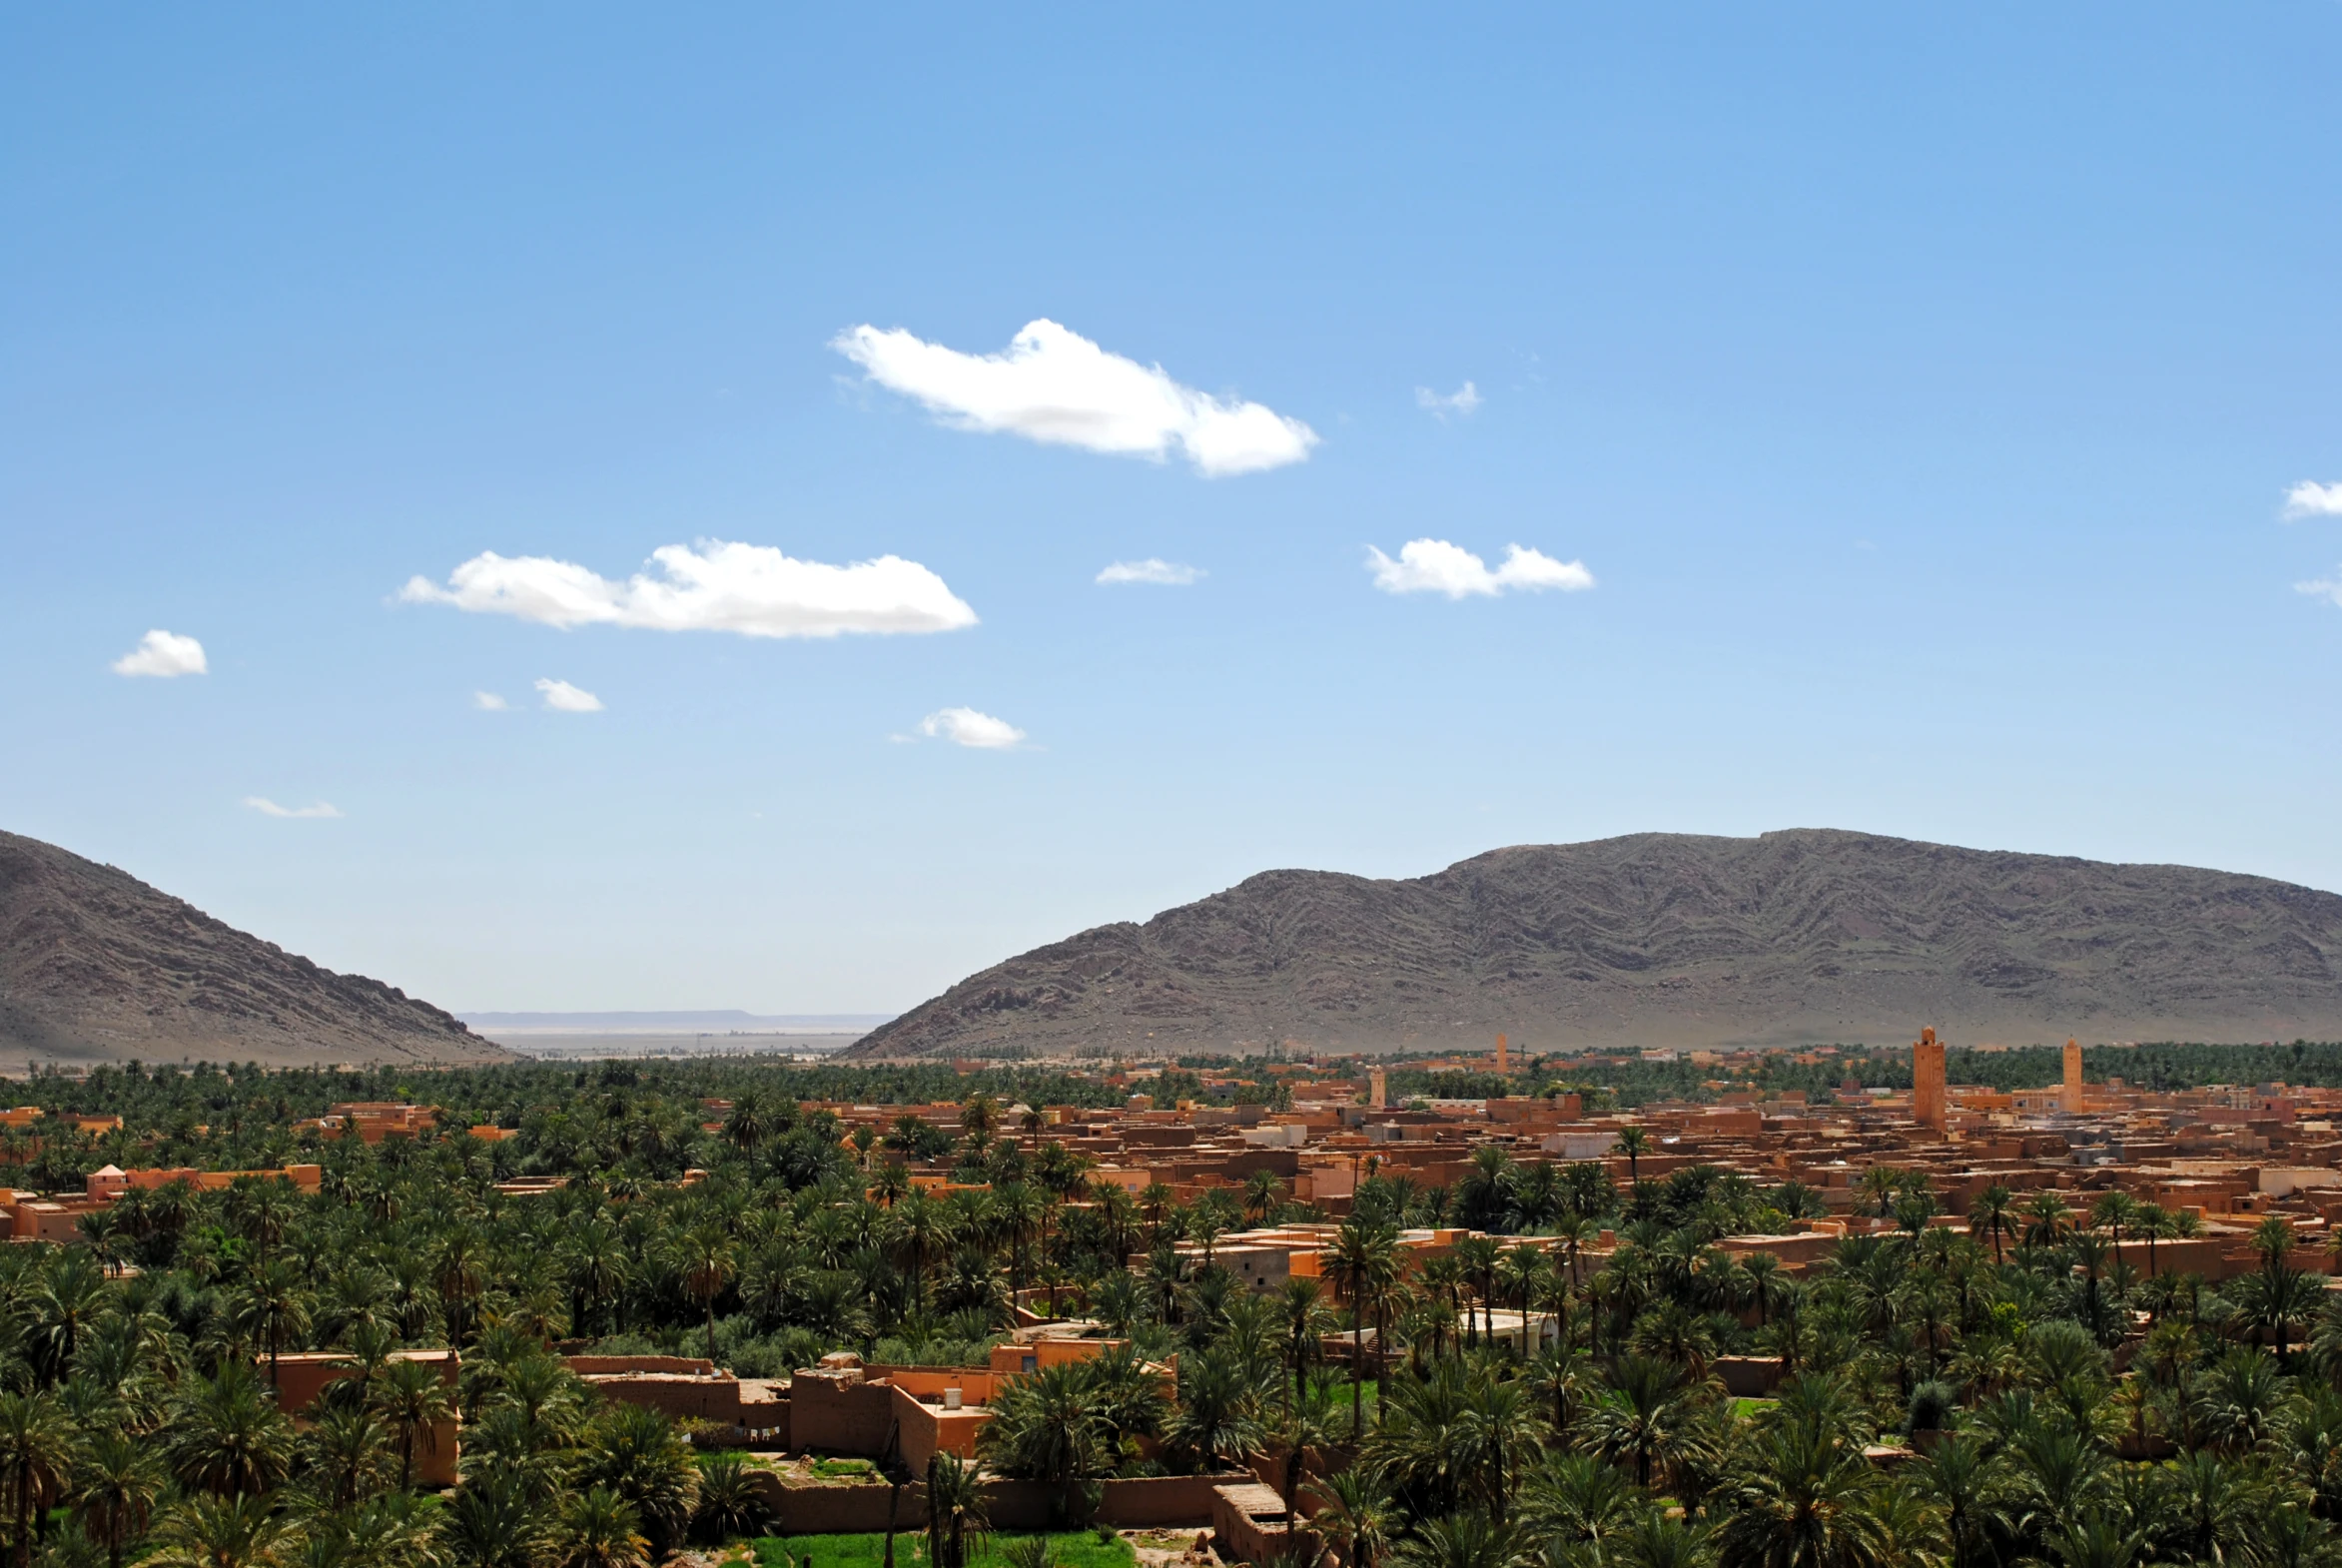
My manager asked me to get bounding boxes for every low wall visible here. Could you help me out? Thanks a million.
[1212,1482,1317,1567]
[1099,1474,1241,1527]
[1714,1357,1785,1398]
[751,1472,1246,1534]
[567,1355,717,1376]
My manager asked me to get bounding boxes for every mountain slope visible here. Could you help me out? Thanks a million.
[0,830,503,1067]
[847,830,2342,1058]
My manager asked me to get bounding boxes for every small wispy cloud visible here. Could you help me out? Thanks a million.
[536,678,604,712]
[473,692,509,711]
[401,540,976,639]
[2296,570,2342,608]
[918,707,1027,749]
[1415,382,1483,419]
[245,797,342,820]
[2285,482,2342,520]
[111,629,207,678]
[1366,538,1595,599]
[1097,559,1203,586]
[832,319,1317,476]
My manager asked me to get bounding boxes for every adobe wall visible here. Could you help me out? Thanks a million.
[748,1472,1237,1534]
[890,1385,992,1474]
[567,1355,718,1376]
[582,1373,747,1424]
[1211,1484,1316,1567]
[1098,1474,1238,1528]
[261,1350,460,1487]
[788,1374,898,1457]
[1714,1356,1786,1398]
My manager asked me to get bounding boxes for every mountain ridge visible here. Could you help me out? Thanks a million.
[844,829,2342,1059]
[0,830,504,1067]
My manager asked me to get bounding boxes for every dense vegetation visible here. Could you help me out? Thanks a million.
[1399,1039,2342,1111]
[4,1057,2342,1566]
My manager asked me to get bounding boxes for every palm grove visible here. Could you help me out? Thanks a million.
[3,1062,2342,1568]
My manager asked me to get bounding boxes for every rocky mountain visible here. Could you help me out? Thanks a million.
[846,830,2342,1059]
[0,830,504,1067]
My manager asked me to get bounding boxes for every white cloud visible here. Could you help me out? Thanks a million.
[536,678,604,712]
[111,629,207,678]
[919,707,1026,749]
[2296,571,2342,607]
[472,691,509,711]
[400,540,976,639]
[1366,538,1596,599]
[1097,558,1203,586]
[1415,382,1483,419]
[832,319,1317,477]
[244,797,342,820]
[2286,482,2342,519]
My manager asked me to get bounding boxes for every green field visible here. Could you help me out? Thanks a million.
[752,1532,1139,1568]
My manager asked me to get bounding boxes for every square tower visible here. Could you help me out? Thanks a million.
[1913,1027,1948,1132]
[2062,1038,2083,1112]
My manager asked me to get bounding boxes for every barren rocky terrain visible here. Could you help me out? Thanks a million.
[847,829,2342,1059]
[0,830,504,1067]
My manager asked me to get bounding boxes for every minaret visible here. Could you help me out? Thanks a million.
[1914,1026,1947,1132]
[2062,1038,2083,1113]
[1496,1033,1509,1075]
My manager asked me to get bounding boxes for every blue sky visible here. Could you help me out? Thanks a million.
[7,7,2342,1014]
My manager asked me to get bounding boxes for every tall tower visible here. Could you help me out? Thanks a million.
[1496,1033,1509,1075]
[1914,1026,1948,1133]
[2062,1038,2084,1113]
[1368,1068,1388,1110]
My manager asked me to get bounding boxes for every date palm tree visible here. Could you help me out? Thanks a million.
[232,1258,311,1392]
[2020,1192,2072,1251]
[908,1456,977,1568]
[549,1487,649,1568]
[1497,1244,1544,1354]
[1308,1470,1394,1568]
[1392,1509,1520,1568]
[1741,1250,1785,1328]
[75,1428,162,1568]
[674,1220,738,1361]
[169,1364,294,1500]
[1614,1128,1651,1188]
[0,1391,76,1568]
[369,1357,449,1494]
[1277,1277,1332,1418]
[1582,1356,1695,1491]
[1168,1348,1267,1475]
[1714,1410,1893,1568]
[145,1493,297,1568]
[1323,1217,1403,1441]
[979,1361,1109,1525]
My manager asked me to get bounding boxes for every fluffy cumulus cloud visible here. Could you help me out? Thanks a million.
[111,629,207,678]
[1366,538,1596,599]
[244,797,341,819]
[535,678,603,712]
[1416,382,1483,418]
[832,319,1317,477]
[919,707,1026,749]
[1096,558,1203,586]
[400,540,977,638]
[2285,482,2342,519]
